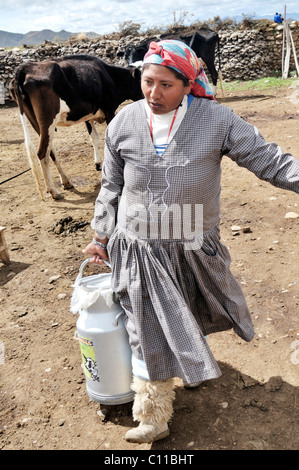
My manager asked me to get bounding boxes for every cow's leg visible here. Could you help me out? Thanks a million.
[37,126,64,199]
[39,152,63,200]
[31,88,65,199]
[85,121,102,171]
[209,68,218,94]
[38,121,66,199]
[203,58,218,95]
[205,59,223,97]
[50,146,74,190]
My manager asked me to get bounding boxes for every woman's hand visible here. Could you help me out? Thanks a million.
[82,236,109,266]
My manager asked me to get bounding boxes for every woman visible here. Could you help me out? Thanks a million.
[82,40,299,443]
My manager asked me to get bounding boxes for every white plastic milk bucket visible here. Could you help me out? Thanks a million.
[71,258,134,405]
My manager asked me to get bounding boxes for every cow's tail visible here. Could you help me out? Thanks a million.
[10,67,25,115]
[217,37,224,97]
[20,113,45,201]
[11,68,45,201]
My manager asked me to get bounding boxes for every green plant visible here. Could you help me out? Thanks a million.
[222,76,296,92]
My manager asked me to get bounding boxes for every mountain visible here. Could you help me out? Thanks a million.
[0,29,99,47]
[0,30,24,47]
[21,29,73,45]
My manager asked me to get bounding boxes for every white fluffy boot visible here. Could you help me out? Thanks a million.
[125,376,176,443]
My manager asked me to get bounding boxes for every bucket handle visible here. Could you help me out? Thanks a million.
[75,258,112,285]
[113,311,124,327]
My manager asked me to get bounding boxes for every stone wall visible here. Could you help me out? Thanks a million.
[220,21,299,80]
[1,21,298,102]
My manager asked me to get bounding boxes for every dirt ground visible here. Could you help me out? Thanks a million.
[0,83,298,452]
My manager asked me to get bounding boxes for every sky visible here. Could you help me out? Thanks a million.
[0,0,298,35]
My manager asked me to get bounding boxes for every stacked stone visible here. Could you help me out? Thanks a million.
[1,22,298,101]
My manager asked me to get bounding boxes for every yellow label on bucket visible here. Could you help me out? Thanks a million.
[77,333,100,382]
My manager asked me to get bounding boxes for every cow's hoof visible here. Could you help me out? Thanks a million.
[63,182,74,190]
[50,191,64,200]
[95,164,102,171]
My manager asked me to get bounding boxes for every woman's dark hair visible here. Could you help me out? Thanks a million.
[142,63,189,87]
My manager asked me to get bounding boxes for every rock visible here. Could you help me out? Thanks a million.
[265,376,283,392]
[53,224,63,234]
[285,212,299,218]
[57,293,67,300]
[231,225,241,231]
[187,441,195,447]
[220,402,229,408]
[242,398,268,411]
[238,373,259,388]
[49,275,61,283]
[97,409,108,421]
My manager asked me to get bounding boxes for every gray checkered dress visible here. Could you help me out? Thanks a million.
[92,97,299,384]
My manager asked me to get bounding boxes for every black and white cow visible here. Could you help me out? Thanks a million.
[180,29,222,92]
[10,55,142,200]
[124,29,223,94]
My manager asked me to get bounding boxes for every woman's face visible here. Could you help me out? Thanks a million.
[141,64,192,115]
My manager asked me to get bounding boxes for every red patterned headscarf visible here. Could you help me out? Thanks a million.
[143,39,215,100]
